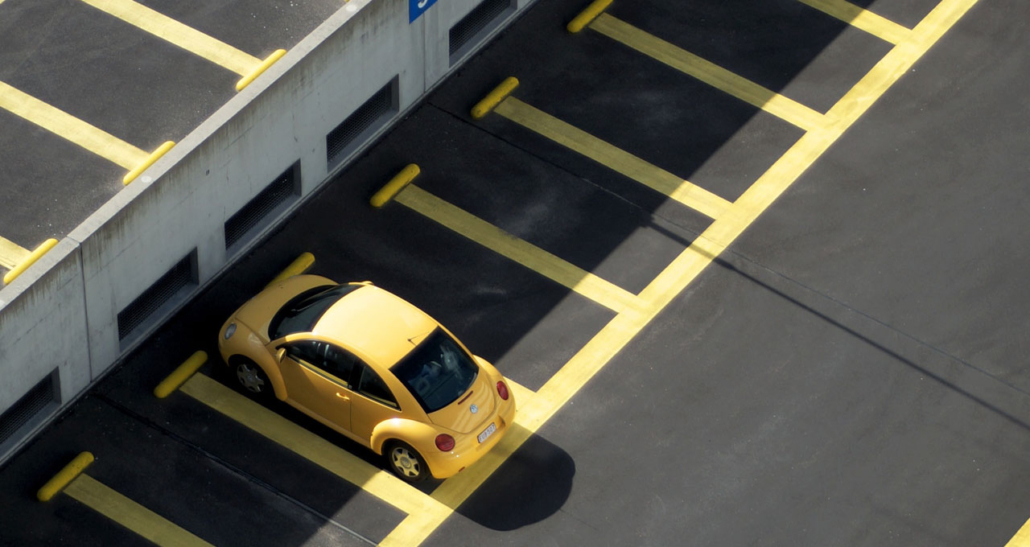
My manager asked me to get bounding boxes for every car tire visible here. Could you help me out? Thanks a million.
[385,441,429,483]
[233,358,273,401]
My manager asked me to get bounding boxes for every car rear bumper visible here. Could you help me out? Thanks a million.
[425,394,517,479]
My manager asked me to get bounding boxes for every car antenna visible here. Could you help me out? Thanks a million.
[407,330,431,346]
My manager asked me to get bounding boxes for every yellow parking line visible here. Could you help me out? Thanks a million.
[179,373,445,518]
[39,452,211,546]
[79,0,260,75]
[0,80,148,170]
[589,13,826,133]
[493,97,731,219]
[0,236,29,270]
[65,475,214,547]
[1008,518,1030,546]
[795,0,911,45]
[381,0,978,544]
[395,185,643,314]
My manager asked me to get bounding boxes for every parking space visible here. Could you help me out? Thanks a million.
[0,0,339,284]
[7,0,1030,545]
[0,395,379,545]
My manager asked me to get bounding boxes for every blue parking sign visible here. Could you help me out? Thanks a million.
[410,0,438,22]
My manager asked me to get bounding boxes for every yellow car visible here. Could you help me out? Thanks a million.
[217,275,516,482]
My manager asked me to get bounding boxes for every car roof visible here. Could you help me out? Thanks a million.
[313,285,439,367]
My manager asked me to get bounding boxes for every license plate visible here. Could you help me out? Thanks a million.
[477,423,497,444]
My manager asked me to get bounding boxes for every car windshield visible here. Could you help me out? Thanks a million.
[268,284,359,340]
[391,329,479,414]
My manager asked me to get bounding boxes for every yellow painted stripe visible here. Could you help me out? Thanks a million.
[80,0,260,75]
[590,14,826,132]
[180,373,445,517]
[0,80,147,170]
[796,0,911,45]
[396,185,642,314]
[65,475,213,547]
[381,0,978,544]
[494,98,731,219]
[0,236,29,270]
[1008,517,1030,547]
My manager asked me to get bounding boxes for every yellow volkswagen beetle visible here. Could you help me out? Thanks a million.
[217,275,516,482]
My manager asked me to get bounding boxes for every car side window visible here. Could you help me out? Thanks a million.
[285,340,327,368]
[356,364,398,408]
[321,345,359,387]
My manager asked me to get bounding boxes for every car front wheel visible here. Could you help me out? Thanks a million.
[386,441,429,483]
[234,358,272,400]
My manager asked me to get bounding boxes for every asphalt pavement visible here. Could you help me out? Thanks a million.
[3,0,1030,545]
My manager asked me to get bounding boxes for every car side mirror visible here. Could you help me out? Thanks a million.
[276,348,287,362]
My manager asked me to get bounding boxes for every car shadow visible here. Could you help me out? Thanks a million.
[452,425,575,531]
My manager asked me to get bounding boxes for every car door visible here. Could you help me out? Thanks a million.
[349,361,403,443]
[278,339,355,432]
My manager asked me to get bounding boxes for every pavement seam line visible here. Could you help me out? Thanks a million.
[795,0,911,45]
[722,250,1030,404]
[494,97,732,219]
[379,0,979,544]
[590,13,826,132]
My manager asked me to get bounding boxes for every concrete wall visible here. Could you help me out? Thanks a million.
[0,0,533,463]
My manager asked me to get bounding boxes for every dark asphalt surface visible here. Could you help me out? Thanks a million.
[0,0,339,248]
[4,0,1030,545]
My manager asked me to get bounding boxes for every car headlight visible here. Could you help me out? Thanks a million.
[224,322,237,340]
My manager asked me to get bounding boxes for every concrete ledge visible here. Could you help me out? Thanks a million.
[0,0,539,466]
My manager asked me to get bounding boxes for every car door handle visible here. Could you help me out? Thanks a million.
[336,393,350,401]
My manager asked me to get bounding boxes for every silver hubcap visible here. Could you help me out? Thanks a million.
[236,364,265,393]
[391,447,421,478]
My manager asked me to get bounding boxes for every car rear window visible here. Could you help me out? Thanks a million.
[391,329,479,413]
[269,284,359,340]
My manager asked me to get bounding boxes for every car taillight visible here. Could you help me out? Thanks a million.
[435,434,455,452]
[496,381,509,401]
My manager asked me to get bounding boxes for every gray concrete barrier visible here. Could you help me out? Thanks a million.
[0,0,535,464]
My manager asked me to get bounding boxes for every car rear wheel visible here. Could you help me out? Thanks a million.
[385,441,429,483]
[234,358,272,400]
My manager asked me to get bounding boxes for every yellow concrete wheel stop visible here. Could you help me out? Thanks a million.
[370,164,421,208]
[38,452,94,502]
[471,77,519,120]
[567,0,613,33]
